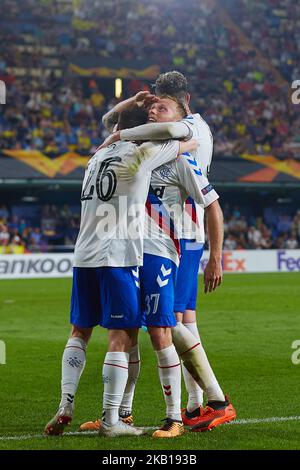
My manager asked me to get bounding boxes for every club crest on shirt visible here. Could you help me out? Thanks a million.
[159,165,171,179]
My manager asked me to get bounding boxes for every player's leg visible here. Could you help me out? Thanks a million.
[59,325,91,410]
[99,267,144,437]
[79,327,139,432]
[178,311,204,420]
[101,328,136,426]
[119,332,140,423]
[141,254,184,438]
[174,240,204,421]
[44,267,100,435]
[173,241,236,430]
[148,326,181,425]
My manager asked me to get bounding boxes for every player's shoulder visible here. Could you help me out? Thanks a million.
[107,140,136,157]
[183,113,210,129]
[183,113,213,145]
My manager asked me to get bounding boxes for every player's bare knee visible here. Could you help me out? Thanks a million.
[148,327,172,351]
[108,329,134,352]
[70,326,92,344]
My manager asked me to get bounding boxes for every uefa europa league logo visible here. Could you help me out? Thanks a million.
[0,79,6,104]
[0,340,6,364]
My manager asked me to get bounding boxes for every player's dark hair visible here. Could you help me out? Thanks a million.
[155,71,188,102]
[118,106,148,130]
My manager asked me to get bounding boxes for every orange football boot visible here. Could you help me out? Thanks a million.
[79,419,102,432]
[79,414,134,431]
[191,397,236,432]
[181,406,205,427]
[152,419,185,438]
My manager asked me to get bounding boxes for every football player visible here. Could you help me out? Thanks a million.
[81,90,235,435]
[44,103,197,437]
[97,82,236,432]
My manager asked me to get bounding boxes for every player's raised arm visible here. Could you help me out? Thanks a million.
[102,91,158,132]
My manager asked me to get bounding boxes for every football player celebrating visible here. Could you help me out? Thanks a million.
[97,78,236,432]
[44,104,197,437]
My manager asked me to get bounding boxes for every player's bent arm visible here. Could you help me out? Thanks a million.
[102,97,137,132]
[120,121,192,142]
[102,109,119,133]
[102,91,156,132]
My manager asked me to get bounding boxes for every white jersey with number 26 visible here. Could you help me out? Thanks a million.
[74,140,179,268]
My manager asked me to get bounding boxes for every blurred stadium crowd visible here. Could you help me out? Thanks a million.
[0,204,80,254]
[0,0,299,158]
[0,203,299,253]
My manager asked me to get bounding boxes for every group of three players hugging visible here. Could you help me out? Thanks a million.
[45,70,236,438]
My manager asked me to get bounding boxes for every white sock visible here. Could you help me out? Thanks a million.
[156,345,181,422]
[183,327,225,404]
[102,351,129,426]
[119,344,140,416]
[172,322,225,403]
[182,322,203,411]
[60,337,86,408]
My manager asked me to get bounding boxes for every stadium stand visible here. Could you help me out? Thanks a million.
[0,0,299,158]
[0,0,299,252]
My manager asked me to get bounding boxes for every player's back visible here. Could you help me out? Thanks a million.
[74,141,147,268]
[74,139,179,268]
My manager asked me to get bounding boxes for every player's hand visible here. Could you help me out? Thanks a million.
[204,257,222,293]
[179,139,199,155]
[134,91,158,109]
[96,131,121,150]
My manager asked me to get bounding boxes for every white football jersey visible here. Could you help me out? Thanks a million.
[181,113,213,240]
[144,152,218,266]
[74,139,179,268]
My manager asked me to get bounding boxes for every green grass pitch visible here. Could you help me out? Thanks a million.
[0,273,299,450]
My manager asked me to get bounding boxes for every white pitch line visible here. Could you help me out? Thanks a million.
[1,416,300,442]
[229,416,300,425]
